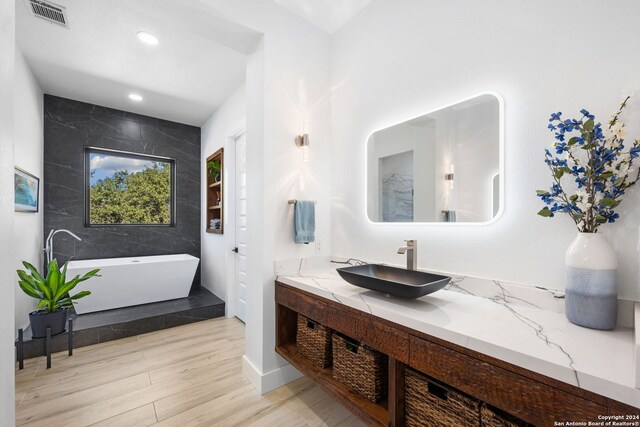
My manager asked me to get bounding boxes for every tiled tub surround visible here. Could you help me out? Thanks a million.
[43,95,202,288]
[275,257,639,408]
[18,287,225,360]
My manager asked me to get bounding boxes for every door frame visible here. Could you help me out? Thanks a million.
[224,118,246,319]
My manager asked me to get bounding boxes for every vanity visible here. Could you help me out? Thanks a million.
[274,93,639,425]
[274,260,639,427]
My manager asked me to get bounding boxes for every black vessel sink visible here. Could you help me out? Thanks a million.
[336,264,451,299]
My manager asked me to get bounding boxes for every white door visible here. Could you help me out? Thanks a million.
[234,132,247,322]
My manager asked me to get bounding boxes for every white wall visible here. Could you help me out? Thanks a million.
[256,26,332,392]
[14,51,44,333]
[331,0,640,300]
[194,0,332,392]
[0,0,16,423]
[201,82,246,305]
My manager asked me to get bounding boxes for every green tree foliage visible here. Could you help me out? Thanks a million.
[90,162,171,224]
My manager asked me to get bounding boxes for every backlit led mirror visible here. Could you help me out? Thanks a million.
[367,93,503,223]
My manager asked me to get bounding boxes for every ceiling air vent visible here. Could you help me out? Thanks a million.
[24,0,69,29]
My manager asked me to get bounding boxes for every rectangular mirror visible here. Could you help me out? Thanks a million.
[367,93,503,223]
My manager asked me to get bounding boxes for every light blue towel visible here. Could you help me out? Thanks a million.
[294,201,315,244]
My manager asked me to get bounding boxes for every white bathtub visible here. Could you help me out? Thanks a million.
[67,254,200,314]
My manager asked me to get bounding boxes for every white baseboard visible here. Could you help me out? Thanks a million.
[242,355,302,394]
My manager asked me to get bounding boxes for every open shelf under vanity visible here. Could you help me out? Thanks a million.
[276,342,389,426]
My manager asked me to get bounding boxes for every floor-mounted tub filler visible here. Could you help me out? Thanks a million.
[67,254,200,314]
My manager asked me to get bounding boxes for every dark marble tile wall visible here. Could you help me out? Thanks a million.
[43,95,202,287]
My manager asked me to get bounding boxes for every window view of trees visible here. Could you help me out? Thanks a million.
[88,151,173,225]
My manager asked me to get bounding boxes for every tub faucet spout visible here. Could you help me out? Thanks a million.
[45,229,82,265]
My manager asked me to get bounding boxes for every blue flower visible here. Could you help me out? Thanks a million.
[555,142,567,154]
[571,166,585,175]
[593,123,605,140]
[580,109,595,120]
[575,176,587,188]
[539,101,635,231]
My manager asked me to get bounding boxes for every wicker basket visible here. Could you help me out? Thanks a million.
[405,368,481,427]
[332,334,388,403]
[481,404,528,427]
[296,315,333,368]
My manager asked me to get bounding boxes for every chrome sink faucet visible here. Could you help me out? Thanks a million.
[397,240,417,270]
[45,229,82,264]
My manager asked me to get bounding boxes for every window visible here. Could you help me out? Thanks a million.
[85,147,176,226]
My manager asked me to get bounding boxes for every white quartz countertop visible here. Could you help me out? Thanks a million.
[276,258,638,408]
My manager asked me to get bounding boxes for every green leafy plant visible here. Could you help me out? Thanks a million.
[207,160,221,181]
[17,260,100,313]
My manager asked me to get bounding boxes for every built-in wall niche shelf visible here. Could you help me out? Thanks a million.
[206,148,224,234]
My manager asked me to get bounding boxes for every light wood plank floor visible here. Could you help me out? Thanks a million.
[15,317,365,427]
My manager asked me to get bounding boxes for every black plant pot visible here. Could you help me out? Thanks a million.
[29,309,68,338]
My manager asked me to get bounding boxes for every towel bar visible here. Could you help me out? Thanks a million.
[288,200,317,205]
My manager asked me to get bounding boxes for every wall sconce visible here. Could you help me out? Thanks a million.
[445,164,455,189]
[295,119,310,162]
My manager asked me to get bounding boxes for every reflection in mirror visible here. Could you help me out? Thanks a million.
[367,93,502,223]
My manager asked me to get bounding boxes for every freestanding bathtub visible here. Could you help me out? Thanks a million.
[66,254,200,314]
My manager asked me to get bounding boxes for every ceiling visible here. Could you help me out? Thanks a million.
[16,0,251,126]
[274,0,373,34]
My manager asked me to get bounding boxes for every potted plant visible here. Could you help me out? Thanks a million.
[17,260,100,338]
[207,160,221,182]
[536,95,640,330]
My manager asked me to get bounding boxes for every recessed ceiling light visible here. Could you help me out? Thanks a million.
[129,93,143,102]
[136,31,159,45]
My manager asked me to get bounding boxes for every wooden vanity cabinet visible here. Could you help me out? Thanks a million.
[275,281,638,427]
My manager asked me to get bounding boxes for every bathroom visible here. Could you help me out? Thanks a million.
[2,0,640,426]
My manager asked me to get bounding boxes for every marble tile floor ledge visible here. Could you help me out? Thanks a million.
[16,287,225,360]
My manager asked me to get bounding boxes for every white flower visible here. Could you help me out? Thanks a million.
[609,123,626,139]
[618,162,630,176]
[575,189,588,200]
[576,202,592,213]
[575,191,592,212]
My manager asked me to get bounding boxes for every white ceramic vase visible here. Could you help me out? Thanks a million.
[565,232,618,330]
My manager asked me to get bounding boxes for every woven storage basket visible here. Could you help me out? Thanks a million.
[405,368,481,427]
[332,334,388,403]
[481,404,528,427]
[296,315,333,368]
